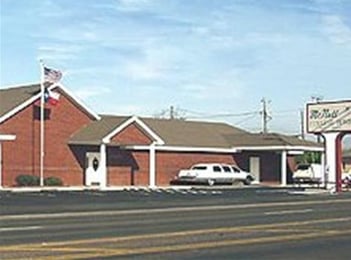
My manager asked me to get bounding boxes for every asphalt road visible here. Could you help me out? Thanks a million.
[1,186,351,259]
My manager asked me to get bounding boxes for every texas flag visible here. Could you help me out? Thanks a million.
[44,89,60,105]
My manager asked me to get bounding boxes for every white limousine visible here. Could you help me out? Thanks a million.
[176,163,254,186]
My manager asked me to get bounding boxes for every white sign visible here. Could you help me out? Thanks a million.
[306,101,351,133]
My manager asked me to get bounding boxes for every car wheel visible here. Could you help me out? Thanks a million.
[208,179,215,186]
[243,176,252,185]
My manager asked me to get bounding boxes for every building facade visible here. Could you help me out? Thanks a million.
[0,83,323,188]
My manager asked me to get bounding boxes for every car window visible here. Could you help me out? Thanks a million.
[222,166,231,172]
[192,166,207,170]
[231,166,240,173]
[297,165,310,170]
[213,166,222,172]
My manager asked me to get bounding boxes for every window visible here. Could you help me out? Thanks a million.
[231,166,240,173]
[223,166,231,172]
[296,164,310,170]
[192,166,207,170]
[213,166,222,172]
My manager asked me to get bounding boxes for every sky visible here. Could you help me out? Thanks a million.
[1,0,351,139]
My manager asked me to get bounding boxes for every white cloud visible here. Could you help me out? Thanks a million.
[322,15,351,45]
[103,104,146,116]
[73,86,112,99]
[180,71,245,101]
[115,0,155,12]
[37,44,83,62]
[38,0,72,18]
[122,43,183,81]
[124,60,162,80]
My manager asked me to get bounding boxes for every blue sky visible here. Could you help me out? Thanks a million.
[1,0,351,137]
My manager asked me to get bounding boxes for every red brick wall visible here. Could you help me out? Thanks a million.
[0,90,93,186]
[107,148,149,186]
[110,123,152,145]
[156,151,236,185]
[106,148,237,186]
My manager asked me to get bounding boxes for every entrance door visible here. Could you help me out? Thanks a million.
[85,152,101,186]
[249,157,260,183]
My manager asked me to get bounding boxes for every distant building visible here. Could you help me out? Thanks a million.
[0,83,323,188]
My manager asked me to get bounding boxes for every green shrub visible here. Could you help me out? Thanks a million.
[44,176,63,186]
[15,175,40,186]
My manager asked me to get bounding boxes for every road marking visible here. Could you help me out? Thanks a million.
[1,216,351,251]
[0,226,42,232]
[4,228,351,259]
[264,209,314,215]
[1,198,351,221]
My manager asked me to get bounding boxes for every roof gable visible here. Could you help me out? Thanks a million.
[69,115,322,151]
[69,115,247,148]
[110,122,154,145]
[0,83,100,123]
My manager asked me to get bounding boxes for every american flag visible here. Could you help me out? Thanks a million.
[44,66,62,83]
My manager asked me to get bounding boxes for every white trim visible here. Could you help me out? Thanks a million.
[287,151,304,155]
[0,83,100,124]
[102,116,165,145]
[56,83,100,120]
[0,134,16,141]
[125,145,238,153]
[149,143,156,187]
[234,145,324,152]
[281,150,287,186]
[100,144,107,187]
[0,90,42,124]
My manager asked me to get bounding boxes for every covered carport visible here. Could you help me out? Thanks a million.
[228,133,324,186]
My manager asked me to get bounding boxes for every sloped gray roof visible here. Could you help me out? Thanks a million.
[69,115,128,145]
[0,84,41,118]
[0,83,98,122]
[142,117,248,148]
[224,132,323,148]
[69,115,249,148]
[69,115,322,150]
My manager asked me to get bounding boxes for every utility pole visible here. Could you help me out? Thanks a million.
[261,98,271,134]
[170,106,175,120]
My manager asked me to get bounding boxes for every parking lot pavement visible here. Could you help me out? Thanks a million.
[0,186,225,199]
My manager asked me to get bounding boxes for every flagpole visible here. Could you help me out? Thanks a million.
[39,60,45,187]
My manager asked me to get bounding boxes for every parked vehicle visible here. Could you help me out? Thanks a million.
[293,163,324,184]
[342,172,351,187]
[176,163,254,186]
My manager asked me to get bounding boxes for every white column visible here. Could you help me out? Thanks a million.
[100,144,107,187]
[320,152,326,186]
[323,133,339,190]
[281,150,287,186]
[149,143,156,188]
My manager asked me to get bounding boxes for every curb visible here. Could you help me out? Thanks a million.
[0,185,193,193]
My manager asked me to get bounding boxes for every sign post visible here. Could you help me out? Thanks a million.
[306,100,351,192]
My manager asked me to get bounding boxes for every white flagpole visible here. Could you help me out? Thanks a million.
[39,60,45,187]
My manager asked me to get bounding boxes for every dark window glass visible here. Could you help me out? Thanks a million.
[223,166,231,172]
[192,166,207,170]
[213,166,222,172]
[231,166,240,172]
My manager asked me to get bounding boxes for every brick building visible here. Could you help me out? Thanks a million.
[0,83,323,188]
